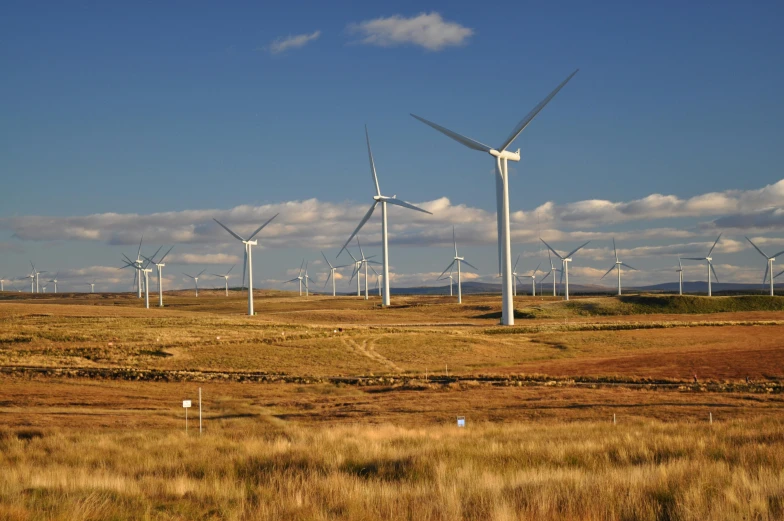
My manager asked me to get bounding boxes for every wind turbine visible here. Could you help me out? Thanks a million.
[303,262,312,297]
[183,270,206,297]
[438,227,477,304]
[284,260,305,296]
[600,238,637,296]
[133,236,144,298]
[370,265,382,296]
[141,246,174,307]
[346,238,381,301]
[683,234,722,297]
[438,270,454,297]
[412,69,579,325]
[517,261,541,297]
[539,250,561,297]
[48,273,59,294]
[30,262,46,293]
[540,239,591,301]
[26,267,35,293]
[343,249,363,297]
[676,257,684,296]
[213,214,278,316]
[212,265,235,297]
[85,280,96,293]
[322,252,350,297]
[337,126,432,307]
[745,237,784,297]
[0,276,5,292]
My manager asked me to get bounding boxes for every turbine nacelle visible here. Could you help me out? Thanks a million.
[489,148,521,161]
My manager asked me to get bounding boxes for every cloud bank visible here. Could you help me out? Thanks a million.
[348,12,473,51]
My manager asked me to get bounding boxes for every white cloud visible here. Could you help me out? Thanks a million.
[267,30,321,54]
[168,253,241,265]
[347,12,473,51]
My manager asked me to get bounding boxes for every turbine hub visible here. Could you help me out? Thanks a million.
[489,149,521,162]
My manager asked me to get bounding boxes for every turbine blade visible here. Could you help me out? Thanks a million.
[498,69,579,152]
[613,238,618,262]
[678,256,683,270]
[600,264,616,280]
[540,270,552,282]
[137,235,144,258]
[197,269,206,278]
[533,262,541,276]
[213,218,245,242]
[385,198,432,215]
[159,245,175,264]
[248,213,279,241]
[321,251,334,269]
[621,263,637,271]
[763,263,770,286]
[540,238,564,260]
[226,264,235,276]
[324,271,331,288]
[298,259,305,277]
[337,202,378,257]
[772,250,784,259]
[559,264,565,286]
[241,246,247,289]
[710,262,719,283]
[682,257,705,261]
[461,259,478,271]
[774,269,784,280]
[707,233,722,257]
[370,265,379,276]
[565,241,591,259]
[453,226,458,258]
[410,114,492,152]
[745,236,769,259]
[438,260,456,281]
[513,254,521,272]
[365,126,381,196]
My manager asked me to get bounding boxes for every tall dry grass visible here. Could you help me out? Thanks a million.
[1,418,783,520]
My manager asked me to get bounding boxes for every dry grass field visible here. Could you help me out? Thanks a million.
[1,291,783,519]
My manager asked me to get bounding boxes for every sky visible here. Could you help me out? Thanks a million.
[1,1,784,293]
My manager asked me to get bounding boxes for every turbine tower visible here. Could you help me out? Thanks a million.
[438,270,454,297]
[141,246,174,307]
[676,257,684,296]
[48,273,59,294]
[284,260,305,296]
[212,265,235,297]
[26,267,35,293]
[337,126,432,307]
[133,236,144,298]
[539,250,561,297]
[412,69,579,325]
[303,262,312,297]
[183,269,206,297]
[684,234,722,297]
[85,280,96,293]
[600,238,637,296]
[517,262,541,297]
[213,214,278,316]
[0,276,6,292]
[322,251,350,297]
[540,239,591,301]
[745,236,784,297]
[438,227,477,304]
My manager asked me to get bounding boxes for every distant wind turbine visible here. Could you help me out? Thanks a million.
[141,246,174,307]
[347,238,381,301]
[48,273,59,294]
[539,250,561,297]
[30,262,46,293]
[322,252,350,297]
[683,234,722,297]
[213,214,278,316]
[212,265,235,297]
[337,126,432,307]
[438,270,454,297]
[0,276,6,292]
[284,260,305,296]
[303,262,312,297]
[676,257,684,296]
[85,280,96,293]
[183,269,206,297]
[600,238,637,296]
[540,239,591,301]
[516,261,541,297]
[412,69,579,325]
[438,227,477,304]
[745,236,784,297]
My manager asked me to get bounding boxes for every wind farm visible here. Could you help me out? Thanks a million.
[2,4,784,520]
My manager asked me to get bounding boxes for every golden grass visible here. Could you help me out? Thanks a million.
[1,418,783,520]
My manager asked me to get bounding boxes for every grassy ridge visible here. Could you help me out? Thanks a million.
[2,419,783,520]
[563,295,784,316]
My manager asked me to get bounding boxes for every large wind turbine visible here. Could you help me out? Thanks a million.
[600,238,637,296]
[539,250,561,297]
[322,252,350,297]
[412,70,579,325]
[284,260,305,296]
[517,262,541,297]
[141,246,174,307]
[676,257,684,296]
[337,126,432,307]
[183,270,206,297]
[438,227,477,304]
[746,237,784,297]
[213,214,278,316]
[540,239,591,301]
[683,234,722,297]
[212,265,235,297]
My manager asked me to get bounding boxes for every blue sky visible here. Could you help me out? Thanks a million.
[2,1,784,292]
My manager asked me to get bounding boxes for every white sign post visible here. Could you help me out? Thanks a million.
[457,416,465,428]
[183,400,192,433]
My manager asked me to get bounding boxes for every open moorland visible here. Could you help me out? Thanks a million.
[1,291,784,520]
